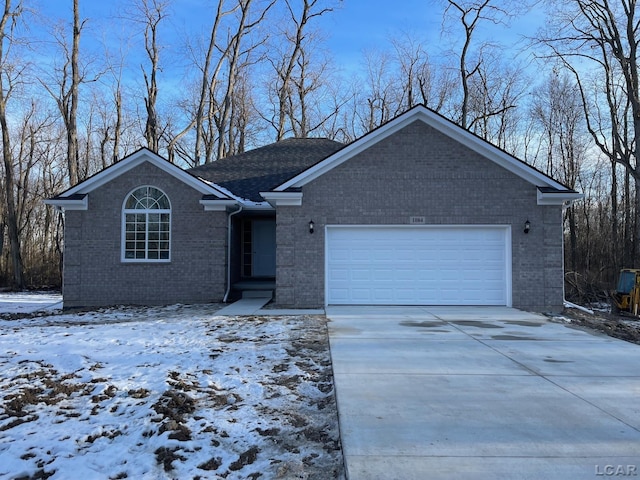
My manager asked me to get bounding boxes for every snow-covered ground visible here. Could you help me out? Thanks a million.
[0,296,343,480]
[0,291,62,314]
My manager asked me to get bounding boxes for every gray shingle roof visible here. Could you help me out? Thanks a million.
[187,138,344,202]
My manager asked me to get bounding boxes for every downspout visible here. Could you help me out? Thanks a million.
[223,204,243,303]
[561,200,594,314]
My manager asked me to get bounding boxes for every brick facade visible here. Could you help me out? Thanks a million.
[274,121,564,312]
[56,115,570,312]
[63,162,227,308]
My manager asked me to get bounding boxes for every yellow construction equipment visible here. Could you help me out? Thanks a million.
[611,269,640,316]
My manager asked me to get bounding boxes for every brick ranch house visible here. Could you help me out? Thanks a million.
[46,105,582,311]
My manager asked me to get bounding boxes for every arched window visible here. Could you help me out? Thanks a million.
[122,186,171,261]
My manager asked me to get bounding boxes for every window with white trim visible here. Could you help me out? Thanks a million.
[122,186,171,261]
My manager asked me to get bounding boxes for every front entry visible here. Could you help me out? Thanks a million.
[251,219,276,277]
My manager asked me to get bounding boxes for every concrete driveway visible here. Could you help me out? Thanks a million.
[326,306,640,480]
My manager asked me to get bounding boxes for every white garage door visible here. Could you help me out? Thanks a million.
[326,226,511,306]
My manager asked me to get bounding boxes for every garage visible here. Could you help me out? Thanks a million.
[326,226,511,306]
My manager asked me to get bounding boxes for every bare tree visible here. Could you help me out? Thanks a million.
[465,53,525,147]
[390,33,450,112]
[538,0,640,265]
[192,0,234,164]
[40,0,84,186]
[102,45,127,165]
[170,0,272,164]
[68,0,81,183]
[0,0,24,288]
[268,0,335,140]
[130,0,168,153]
[530,72,587,271]
[441,0,525,130]
[215,0,273,159]
[358,49,400,131]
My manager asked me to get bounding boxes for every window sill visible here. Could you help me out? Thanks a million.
[121,260,171,264]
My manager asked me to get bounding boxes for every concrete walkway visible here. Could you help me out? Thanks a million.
[326,306,640,480]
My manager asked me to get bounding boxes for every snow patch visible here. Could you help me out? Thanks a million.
[0,301,344,479]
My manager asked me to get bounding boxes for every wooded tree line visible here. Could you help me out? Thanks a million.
[0,0,637,304]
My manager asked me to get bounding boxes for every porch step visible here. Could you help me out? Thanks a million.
[242,289,273,299]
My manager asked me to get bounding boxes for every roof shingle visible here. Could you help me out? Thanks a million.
[187,138,344,202]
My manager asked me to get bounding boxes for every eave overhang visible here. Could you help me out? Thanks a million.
[537,187,584,206]
[44,193,88,210]
[259,191,303,207]
[199,198,239,211]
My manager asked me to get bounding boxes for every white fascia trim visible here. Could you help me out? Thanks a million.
[240,201,275,211]
[260,191,303,207]
[63,149,228,198]
[200,198,275,211]
[195,176,242,201]
[44,196,88,210]
[199,199,239,211]
[537,190,585,206]
[199,198,276,212]
[275,106,569,192]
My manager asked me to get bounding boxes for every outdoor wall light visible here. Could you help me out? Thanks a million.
[524,219,531,234]
[309,220,315,234]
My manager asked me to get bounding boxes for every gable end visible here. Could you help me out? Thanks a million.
[46,148,234,210]
[271,105,582,206]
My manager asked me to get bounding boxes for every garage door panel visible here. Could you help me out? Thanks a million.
[326,226,510,306]
[348,268,368,281]
[351,288,372,302]
[373,289,394,302]
[328,289,348,302]
[329,268,349,282]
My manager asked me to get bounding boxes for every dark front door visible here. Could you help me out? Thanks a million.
[252,219,276,277]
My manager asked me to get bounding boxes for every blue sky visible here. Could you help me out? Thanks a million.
[320,1,542,66]
[32,0,542,72]
[318,0,442,63]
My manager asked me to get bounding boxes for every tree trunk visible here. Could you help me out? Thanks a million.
[68,0,80,185]
[635,178,640,268]
[0,0,24,288]
[0,114,23,290]
[624,169,632,267]
[611,159,619,268]
[567,207,578,273]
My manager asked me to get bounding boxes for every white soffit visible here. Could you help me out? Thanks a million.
[259,191,303,207]
[44,195,88,210]
[537,189,584,205]
[199,199,239,211]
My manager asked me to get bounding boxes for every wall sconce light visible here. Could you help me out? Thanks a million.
[524,219,531,234]
[309,220,315,234]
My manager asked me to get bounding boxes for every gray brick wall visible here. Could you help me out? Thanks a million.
[275,121,565,312]
[63,161,227,308]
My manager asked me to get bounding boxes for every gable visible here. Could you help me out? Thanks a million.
[267,105,582,207]
[45,148,236,211]
[81,161,211,213]
[302,121,536,212]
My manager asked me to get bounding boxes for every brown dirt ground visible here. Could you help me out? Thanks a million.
[558,307,640,345]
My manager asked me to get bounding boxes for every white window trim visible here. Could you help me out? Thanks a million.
[121,185,172,263]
